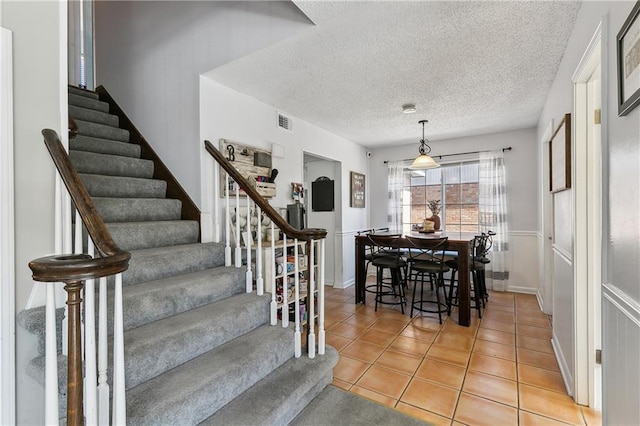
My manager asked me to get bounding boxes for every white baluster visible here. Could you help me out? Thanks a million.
[234,183,241,268]
[245,199,252,293]
[45,285,59,426]
[224,173,231,267]
[97,276,109,425]
[282,233,289,328]
[307,240,316,358]
[256,206,263,296]
[74,210,82,255]
[270,223,277,325]
[84,240,98,425]
[293,238,301,358]
[112,273,126,425]
[318,238,326,355]
[213,163,221,243]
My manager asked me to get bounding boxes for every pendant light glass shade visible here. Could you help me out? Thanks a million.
[409,153,440,169]
[408,120,440,170]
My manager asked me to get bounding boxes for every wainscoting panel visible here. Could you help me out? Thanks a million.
[552,245,574,396]
[507,231,539,294]
[335,230,357,289]
[602,283,640,426]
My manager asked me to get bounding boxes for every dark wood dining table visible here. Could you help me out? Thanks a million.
[354,231,476,327]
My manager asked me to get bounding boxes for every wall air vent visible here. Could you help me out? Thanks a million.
[277,112,293,132]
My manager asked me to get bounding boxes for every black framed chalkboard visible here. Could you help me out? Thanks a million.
[312,177,334,211]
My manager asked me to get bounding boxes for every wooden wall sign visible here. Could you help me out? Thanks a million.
[219,139,275,198]
[350,171,365,208]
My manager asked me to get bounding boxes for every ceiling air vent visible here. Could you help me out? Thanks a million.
[277,112,293,132]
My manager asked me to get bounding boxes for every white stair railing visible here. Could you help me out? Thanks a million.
[206,139,327,359]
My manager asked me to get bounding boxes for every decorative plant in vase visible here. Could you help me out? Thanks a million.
[426,199,442,231]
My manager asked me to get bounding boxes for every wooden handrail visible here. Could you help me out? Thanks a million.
[95,86,201,234]
[204,140,327,242]
[29,129,131,426]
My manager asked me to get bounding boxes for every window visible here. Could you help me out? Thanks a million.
[402,161,479,233]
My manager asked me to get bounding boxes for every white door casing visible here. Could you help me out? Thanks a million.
[571,18,604,409]
[0,25,16,426]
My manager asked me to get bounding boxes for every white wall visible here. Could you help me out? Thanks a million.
[536,2,640,420]
[94,1,314,205]
[2,1,67,423]
[200,77,369,288]
[370,127,540,293]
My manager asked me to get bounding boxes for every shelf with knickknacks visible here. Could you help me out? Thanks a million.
[424,199,442,231]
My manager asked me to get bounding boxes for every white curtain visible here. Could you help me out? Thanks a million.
[387,161,406,233]
[479,150,509,292]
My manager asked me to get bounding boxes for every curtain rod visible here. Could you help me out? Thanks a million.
[383,146,512,164]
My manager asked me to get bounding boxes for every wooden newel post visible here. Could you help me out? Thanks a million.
[64,279,85,426]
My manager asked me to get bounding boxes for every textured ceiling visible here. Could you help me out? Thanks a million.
[205,1,581,148]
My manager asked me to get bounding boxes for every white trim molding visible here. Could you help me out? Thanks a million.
[603,283,640,327]
[552,332,574,397]
[0,26,16,426]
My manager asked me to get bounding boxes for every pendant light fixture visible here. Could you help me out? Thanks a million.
[409,120,440,170]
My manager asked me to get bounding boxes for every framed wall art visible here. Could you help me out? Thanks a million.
[549,114,571,193]
[350,171,365,208]
[617,0,640,116]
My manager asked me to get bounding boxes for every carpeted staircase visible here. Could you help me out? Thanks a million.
[18,86,339,425]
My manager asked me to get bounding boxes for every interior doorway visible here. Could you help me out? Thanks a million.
[572,23,603,410]
[303,152,341,287]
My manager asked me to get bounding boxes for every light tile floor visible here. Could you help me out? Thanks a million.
[322,279,602,426]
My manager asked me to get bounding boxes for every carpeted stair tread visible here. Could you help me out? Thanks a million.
[26,353,68,395]
[70,151,154,179]
[68,93,109,113]
[122,243,226,286]
[107,220,199,251]
[119,266,246,331]
[68,85,100,100]
[94,197,182,223]
[124,292,269,390]
[70,135,141,158]
[69,104,119,127]
[17,306,64,355]
[75,119,130,142]
[126,324,294,425]
[200,346,339,426]
[291,386,430,426]
[80,174,167,198]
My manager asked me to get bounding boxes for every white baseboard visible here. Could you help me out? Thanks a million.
[506,285,537,295]
[536,290,547,313]
[552,332,574,397]
[334,278,354,290]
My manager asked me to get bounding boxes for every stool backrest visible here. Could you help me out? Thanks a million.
[405,236,449,266]
[367,234,402,254]
[473,232,494,260]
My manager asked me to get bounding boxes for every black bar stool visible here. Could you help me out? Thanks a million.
[405,236,450,323]
[446,232,494,318]
[367,234,407,313]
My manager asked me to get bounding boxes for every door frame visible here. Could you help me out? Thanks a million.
[571,18,606,409]
[539,120,554,315]
[0,25,16,425]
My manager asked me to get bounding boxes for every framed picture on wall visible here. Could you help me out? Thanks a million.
[549,114,571,193]
[350,171,365,208]
[617,0,640,116]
